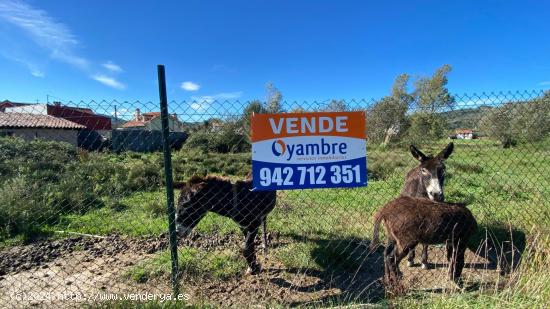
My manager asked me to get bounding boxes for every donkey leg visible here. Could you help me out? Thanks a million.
[243,226,261,275]
[451,244,467,287]
[394,246,412,279]
[421,244,430,269]
[407,247,415,267]
[384,240,398,285]
[261,219,268,255]
[446,241,453,262]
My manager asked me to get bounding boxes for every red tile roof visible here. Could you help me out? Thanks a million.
[0,113,86,129]
[121,120,147,128]
[142,112,161,117]
[455,128,474,134]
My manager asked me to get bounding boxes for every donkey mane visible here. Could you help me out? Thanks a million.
[187,175,231,186]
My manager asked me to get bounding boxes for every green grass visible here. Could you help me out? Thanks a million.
[125,247,246,283]
[392,233,550,309]
[2,137,549,307]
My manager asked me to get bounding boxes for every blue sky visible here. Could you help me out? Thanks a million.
[1,0,549,106]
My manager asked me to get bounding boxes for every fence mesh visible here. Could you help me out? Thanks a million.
[0,90,549,307]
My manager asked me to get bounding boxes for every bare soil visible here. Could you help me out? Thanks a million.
[0,234,505,308]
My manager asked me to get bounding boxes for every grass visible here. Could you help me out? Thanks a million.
[125,248,246,283]
[392,233,550,309]
[1,137,549,307]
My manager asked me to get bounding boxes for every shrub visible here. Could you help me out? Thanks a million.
[0,177,52,239]
[125,160,162,192]
[183,121,250,153]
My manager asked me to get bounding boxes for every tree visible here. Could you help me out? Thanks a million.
[324,99,348,112]
[405,65,455,144]
[406,112,447,146]
[479,103,516,148]
[367,74,413,145]
[265,82,283,113]
[413,64,455,113]
[479,92,550,147]
[241,100,268,139]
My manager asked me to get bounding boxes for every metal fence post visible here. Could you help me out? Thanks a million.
[157,64,179,296]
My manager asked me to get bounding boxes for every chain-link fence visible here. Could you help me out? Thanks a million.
[0,88,549,307]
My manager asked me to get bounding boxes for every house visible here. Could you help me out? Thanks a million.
[120,109,184,132]
[0,100,31,112]
[4,101,112,133]
[452,128,476,139]
[0,112,85,146]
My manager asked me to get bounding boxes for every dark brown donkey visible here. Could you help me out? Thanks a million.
[401,142,454,269]
[371,196,477,287]
[175,175,276,274]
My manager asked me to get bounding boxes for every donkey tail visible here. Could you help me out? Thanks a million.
[369,211,384,252]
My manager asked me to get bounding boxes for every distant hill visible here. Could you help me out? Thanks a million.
[440,106,493,130]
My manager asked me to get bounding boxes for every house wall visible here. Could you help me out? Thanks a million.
[0,128,78,146]
[4,105,48,115]
[146,117,184,132]
[47,105,112,130]
[457,133,473,139]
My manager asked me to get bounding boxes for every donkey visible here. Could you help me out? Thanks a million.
[401,142,454,269]
[175,175,276,274]
[371,196,477,287]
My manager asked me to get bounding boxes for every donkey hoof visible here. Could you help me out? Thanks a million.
[407,261,414,267]
[454,278,464,289]
[421,263,430,270]
[246,264,262,275]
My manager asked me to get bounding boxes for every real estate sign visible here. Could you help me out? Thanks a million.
[251,111,367,190]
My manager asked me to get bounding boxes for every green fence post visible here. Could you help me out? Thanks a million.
[157,64,179,296]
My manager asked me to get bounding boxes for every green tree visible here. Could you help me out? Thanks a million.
[324,99,348,112]
[266,82,283,113]
[406,112,447,145]
[413,64,455,113]
[367,74,413,146]
[405,65,455,144]
[479,92,550,147]
[241,100,268,139]
[479,103,516,148]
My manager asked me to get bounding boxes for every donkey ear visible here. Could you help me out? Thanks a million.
[191,182,207,194]
[437,142,454,160]
[410,145,428,162]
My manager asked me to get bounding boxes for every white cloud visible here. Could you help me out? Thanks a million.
[190,102,207,111]
[191,91,242,103]
[539,81,550,86]
[189,91,243,111]
[181,81,200,91]
[0,0,89,70]
[102,61,122,73]
[31,69,44,77]
[1,51,45,77]
[92,74,126,90]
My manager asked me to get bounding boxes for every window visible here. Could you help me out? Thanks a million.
[0,131,14,137]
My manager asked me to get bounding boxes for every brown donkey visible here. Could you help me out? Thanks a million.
[401,142,454,269]
[175,175,276,274]
[371,196,477,287]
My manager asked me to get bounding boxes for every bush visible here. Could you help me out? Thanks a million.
[0,138,164,240]
[0,137,77,184]
[125,160,163,192]
[0,177,52,239]
[183,121,250,153]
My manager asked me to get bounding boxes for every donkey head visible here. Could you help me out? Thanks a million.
[409,142,454,202]
[175,176,212,238]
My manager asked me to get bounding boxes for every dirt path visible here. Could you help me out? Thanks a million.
[0,234,504,308]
